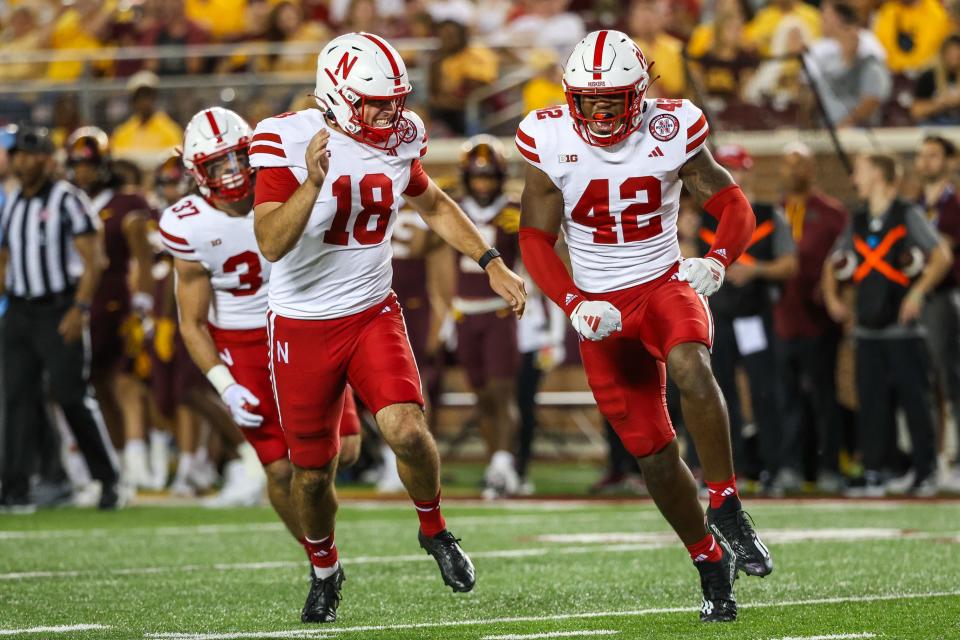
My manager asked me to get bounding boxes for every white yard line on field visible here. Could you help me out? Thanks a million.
[481,631,620,640]
[143,590,960,639]
[0,624,111,636]
[0,543,671,581]
[775,634,876,640]
[5,526,960,581]
[0,512,658,541]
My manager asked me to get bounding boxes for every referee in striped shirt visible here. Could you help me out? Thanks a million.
[0,126,120,512]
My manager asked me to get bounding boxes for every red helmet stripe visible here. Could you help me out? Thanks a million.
[204,110,222,137]
[361,33,402,87]
[592,30,608,80]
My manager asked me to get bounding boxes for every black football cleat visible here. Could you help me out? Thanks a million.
[418,529,476,592]
[301,566,345,623]
[707,501,773,577]
[696,538,738,622]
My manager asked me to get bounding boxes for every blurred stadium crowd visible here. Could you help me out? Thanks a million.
[2,0,960,512]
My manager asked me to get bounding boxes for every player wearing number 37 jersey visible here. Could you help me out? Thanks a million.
[158,107,361,576]
[250,32,527,624]
[517,30,774,623]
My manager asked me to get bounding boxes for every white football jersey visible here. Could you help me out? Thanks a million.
[249,109,428,319]
[515,99,709,294]
[159,195,271,330]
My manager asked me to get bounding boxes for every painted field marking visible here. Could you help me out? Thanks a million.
[5,526,959,582]
[0,624,111,636]
[775,634,876,640]
[482,631,620,640]
[0,512,658,541]
[143,590,960,639]
[533,528,960,545]
[0,543,671,581]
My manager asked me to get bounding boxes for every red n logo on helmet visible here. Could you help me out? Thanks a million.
[334,52,358,80]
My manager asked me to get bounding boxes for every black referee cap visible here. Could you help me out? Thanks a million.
[10,125,54,155]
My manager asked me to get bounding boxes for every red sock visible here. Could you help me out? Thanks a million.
[706,475,739,510]
[414,492,447,537]
[303,532,338,569]
[687,533,723,563]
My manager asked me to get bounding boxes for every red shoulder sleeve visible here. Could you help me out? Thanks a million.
[403,159,429,197]
[254,166,301,207]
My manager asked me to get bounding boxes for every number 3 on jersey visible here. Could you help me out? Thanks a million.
[571,177,662,244]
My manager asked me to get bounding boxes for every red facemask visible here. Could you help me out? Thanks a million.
[565,85,646,147]
[343,92,418,152]
[193,144,254,202]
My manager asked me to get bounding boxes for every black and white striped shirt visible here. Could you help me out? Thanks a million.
[1,179,98,299]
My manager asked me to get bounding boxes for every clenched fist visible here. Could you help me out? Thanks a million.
[677,257,725,296]
[570,300,622,341]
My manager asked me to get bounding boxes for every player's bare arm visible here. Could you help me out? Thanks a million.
[254,130,330,262]
[519,163,564,235]
[519,163,622,341]
[406,177,527,316]
[173,255,263,428]
[123,212,156,307]
[677,148,756,296]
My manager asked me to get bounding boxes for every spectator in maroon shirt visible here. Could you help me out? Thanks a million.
[915,135,960,490]
[140,0,210,76]
[774,142,849,493]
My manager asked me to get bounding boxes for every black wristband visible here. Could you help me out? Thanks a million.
[478,248,501,270]
[74,301,92,313]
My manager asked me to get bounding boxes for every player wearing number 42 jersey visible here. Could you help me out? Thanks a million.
[158,107,361,574]
[517,30,773,623]
[250,32,527,623]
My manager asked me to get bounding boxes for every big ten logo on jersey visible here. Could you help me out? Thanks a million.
[559,154,579,163]
[572,177,663,245]
[460,224,498,274]
[323,174,396,246]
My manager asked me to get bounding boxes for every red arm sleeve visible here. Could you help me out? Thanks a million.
[702,185,757,267]
[403,159,429,197]
[519,227,583,315]
[254,166,300,207]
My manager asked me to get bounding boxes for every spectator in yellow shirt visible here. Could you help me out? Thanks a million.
[522,49,565,113]
[111,72,183,156]
[629,0,686,98]
[428,20,499,135]
[0,6,56,82]
[873,0,951,73]
[46,0,114,81]
[186,0,246,41]
[687,0,745,59]
[744,0,821,57]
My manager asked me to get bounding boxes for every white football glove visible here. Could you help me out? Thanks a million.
[570,300,622,341]
[221,384,263,428]
[677,257,725,296]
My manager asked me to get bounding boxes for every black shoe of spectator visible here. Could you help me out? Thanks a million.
[1,493,37,514]
[98,483,121,511]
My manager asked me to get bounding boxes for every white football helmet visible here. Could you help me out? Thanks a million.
[181,107,253,202]
[563,30,651,147]
[314,32,417,151]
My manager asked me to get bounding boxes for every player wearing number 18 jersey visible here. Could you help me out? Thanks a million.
[159,107,360,570]
[517,30,773,623]
[251,32,527,623]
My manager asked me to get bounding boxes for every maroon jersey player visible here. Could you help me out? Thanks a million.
[453,136,523,498]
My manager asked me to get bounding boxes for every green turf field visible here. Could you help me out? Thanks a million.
[1,497,959,639]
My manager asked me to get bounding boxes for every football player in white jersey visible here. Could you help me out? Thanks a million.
[516,31,773,622]
[250,32,526,623]
[159,108,362,569]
